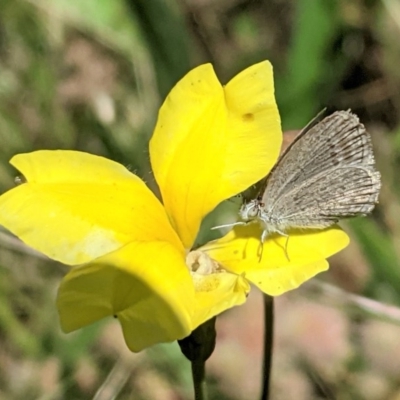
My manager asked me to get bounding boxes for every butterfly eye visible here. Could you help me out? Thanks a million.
[247,205,259,218]
[240,200,260,220]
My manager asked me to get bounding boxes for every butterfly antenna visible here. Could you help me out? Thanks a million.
[211,221,247,231]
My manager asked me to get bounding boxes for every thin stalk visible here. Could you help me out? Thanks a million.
[178,317,216,400]
[191,359,208,400]
[260,295,274,400]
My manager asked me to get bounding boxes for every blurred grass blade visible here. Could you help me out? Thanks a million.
[125,0,191,98]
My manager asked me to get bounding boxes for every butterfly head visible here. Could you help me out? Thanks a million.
[239,199,264,221]
[211,199,265,234]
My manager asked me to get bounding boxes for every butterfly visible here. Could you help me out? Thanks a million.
[215,110,381,255]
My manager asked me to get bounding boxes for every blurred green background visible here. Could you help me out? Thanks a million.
[1,0,400,399]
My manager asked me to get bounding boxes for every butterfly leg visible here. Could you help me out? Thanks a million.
[258,229,269,262]
[261,229,290,261]
[283,235,290,262]
[275,230,290,262]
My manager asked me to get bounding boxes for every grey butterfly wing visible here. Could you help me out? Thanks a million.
[260,110,380,229]
[267,164,380,230]
[242,109,328,203]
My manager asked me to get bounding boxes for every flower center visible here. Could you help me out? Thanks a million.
[186,250,226,292]
[186,250,224,275]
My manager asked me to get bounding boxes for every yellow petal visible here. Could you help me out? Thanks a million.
[192,273,250,329]
[57,241,194,352]
[223,61,282,188]
[186,251,250,329]
[201,224,349,296]
[150,62,281,249]
[0,151,183,265]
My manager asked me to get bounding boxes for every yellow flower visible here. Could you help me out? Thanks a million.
[0,62,348,352]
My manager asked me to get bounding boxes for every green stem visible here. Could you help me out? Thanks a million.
[260,295,274,400]
[191,359,208,400]
[178,317,216,400]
